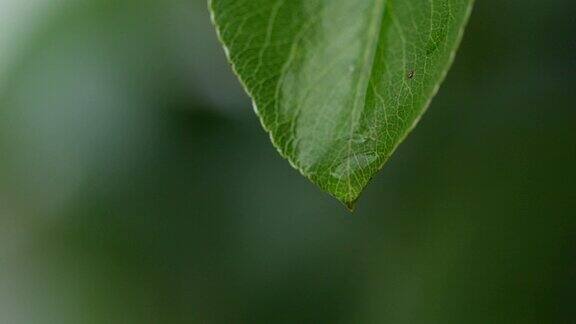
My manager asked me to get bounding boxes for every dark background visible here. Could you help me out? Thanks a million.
[0,0,574,322]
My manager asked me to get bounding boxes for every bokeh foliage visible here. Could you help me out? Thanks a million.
[0,0,575,323]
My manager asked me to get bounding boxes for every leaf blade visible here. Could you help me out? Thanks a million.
[210,0,474,207]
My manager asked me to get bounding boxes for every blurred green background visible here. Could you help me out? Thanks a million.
[0,0,574,323]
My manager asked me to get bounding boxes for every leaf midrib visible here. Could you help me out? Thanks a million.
[343,0,387,201]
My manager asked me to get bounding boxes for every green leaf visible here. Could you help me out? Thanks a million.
[210,0,474,209]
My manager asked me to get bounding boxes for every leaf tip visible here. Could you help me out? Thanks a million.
[343,199,359,213]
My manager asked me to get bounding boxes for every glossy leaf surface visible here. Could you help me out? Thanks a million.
[210,0,474,208]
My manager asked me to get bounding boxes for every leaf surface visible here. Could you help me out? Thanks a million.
[210,0,474,209]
